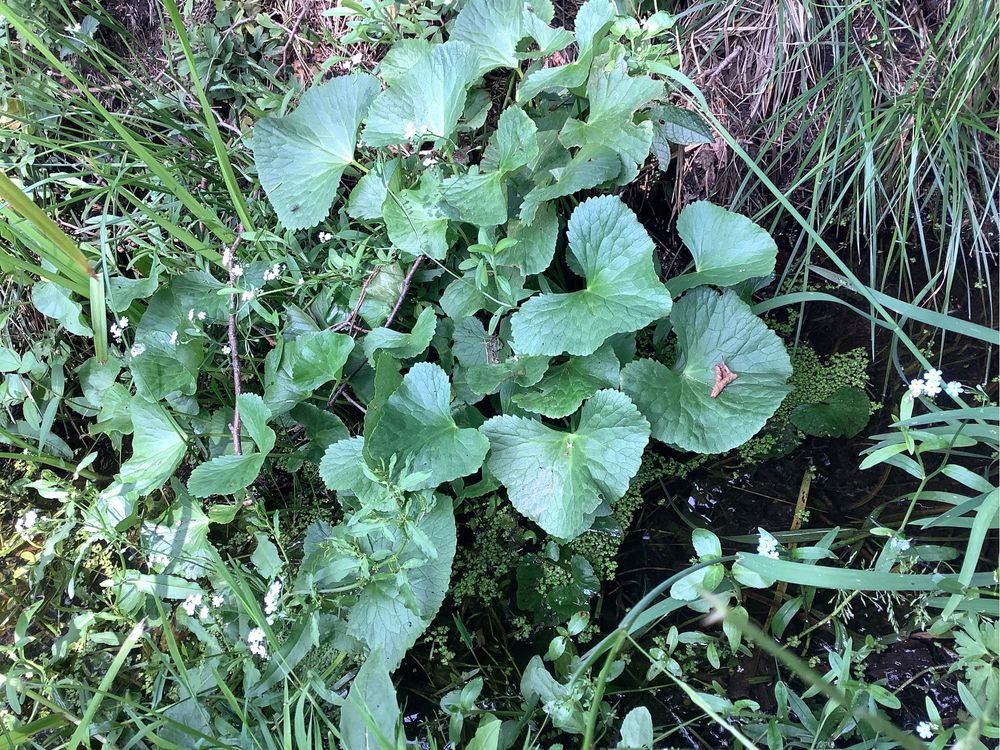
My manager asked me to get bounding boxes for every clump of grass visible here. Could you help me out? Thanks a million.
[675,0,998,329]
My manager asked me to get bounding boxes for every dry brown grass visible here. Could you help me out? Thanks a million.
[671,0,943,210]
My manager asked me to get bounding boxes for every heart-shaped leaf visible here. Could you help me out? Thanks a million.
[790,385,870,438]
[481,389,649,539]
[119,398,186,495]
[666,202,777,295]
[451,0,529,74]
[346,496,457,670]
[363,41,481,147]
[511,195,671,356]
[621,287,791,454]
[559,59,662,177]
[363,307,437,360]
[517,0,616,102]
[253,75,380,230]
[383,172,451,260]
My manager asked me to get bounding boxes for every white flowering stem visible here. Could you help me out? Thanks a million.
[225,233,244,456]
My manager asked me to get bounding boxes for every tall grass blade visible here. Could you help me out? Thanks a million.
[161,0,256,234]
[0,170,94,283]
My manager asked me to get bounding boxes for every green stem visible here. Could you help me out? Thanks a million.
[581,629,626,749]
[0,452,105,481]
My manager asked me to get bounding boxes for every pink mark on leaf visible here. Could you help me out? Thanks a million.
[710,362,738,398]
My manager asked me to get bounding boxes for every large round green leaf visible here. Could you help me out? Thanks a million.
[510,195,671,356]
[253,75,380,230]
[621,287,792,454]
[481,389,650,540]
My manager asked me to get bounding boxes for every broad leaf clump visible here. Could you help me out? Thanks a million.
[245,0,791,675]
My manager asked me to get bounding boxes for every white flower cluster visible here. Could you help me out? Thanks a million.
[110,317,129,342]
[757,532,779,559]
[129,342,146,357]
[403,121,429,140]
[181,591,226,621]
[188,309,207,322]
[908,368,962,399]
[169,330,178,345]
[14,509,38,536]
[247,626,268,658]
[231,264,244,278]
[317,231,333,243]
[181,593,203,617]
[241,289,255,302]
[262,263,284,282]
[264,580,282,625]
[916,720,937,739]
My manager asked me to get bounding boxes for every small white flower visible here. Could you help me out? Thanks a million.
[197,311,207,321]
[422,156,436,167]
[923,381,942,397]
[221,344,232,356]
[908,379,925,398]
[297,278,305,286]
[211,594,225,608]
[923,368,943,386]
[181,594,203,617]
[756,532,779,559]
[241,290,255,302]
[129,343,146,357]
[188,308,196,321]
[403,121,417,139]
[169,330,178,345]
[318,231,333,243]
[266,615,275,625]
[222,246,233,267]
[351,52,363,65]
[231,264,244,278]
[65,21,82,34]
[262,263,284,282]
[944,381,962,398]
[915,720,936,739]
[199,606,211,620]
[247,627,268,658]
[110,317,129,342]
[890,537,911,552]
[14,509,38,536]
